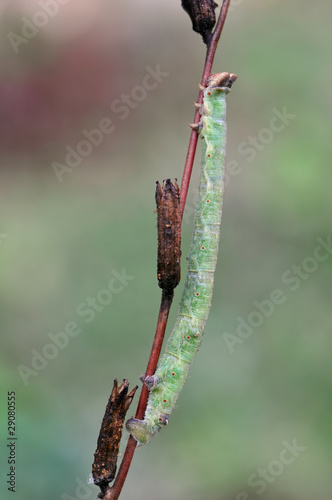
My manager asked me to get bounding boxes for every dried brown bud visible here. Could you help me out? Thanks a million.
[92,379,137,496]
[155,179,181,291]
[181,0,217,45]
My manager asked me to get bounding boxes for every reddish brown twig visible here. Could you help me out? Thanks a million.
[105,3,232,499]
[104,290,173,500]
[180,0,232,216]
[134,289,174,419]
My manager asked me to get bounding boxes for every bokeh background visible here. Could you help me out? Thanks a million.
[1,1,331,499]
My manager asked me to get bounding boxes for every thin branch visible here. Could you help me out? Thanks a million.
[134,289,174,419]
[180,0,232,216]
[105,291,173,500]
[105,2,232,498]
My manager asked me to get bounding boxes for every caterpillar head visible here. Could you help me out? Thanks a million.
[126,414,169,446]
[126,418,155,446]
[206,72,237,92]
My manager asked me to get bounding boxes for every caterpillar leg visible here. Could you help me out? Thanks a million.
[139,374,158,390]
[189,122,200,130]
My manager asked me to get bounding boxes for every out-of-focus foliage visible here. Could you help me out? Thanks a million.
[0,1,331,499]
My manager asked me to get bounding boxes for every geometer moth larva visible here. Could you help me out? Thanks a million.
[126,72,237,446]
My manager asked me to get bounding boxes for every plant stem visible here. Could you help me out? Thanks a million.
[180,0,232,216]
[105,291,173,500]
[134,289,174,420]
[105,2,232,498]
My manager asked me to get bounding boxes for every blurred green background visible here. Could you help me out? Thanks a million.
[1,1,331,499]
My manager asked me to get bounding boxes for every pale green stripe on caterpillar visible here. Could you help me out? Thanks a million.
[126,72,237,446]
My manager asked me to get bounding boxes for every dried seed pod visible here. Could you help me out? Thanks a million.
[181,0,217,44]
[155,179,181,292]
[92,379,137,495]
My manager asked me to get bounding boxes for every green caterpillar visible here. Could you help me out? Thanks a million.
[126,72,237,446]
